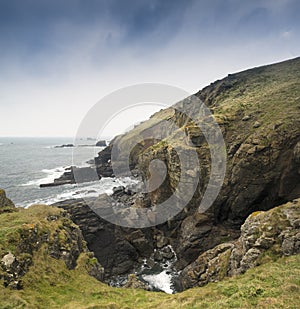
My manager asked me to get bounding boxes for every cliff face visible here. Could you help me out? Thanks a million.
[178,198,300,290]
[0,200,103,289]
[2,58,299,295]
[0,189,15,214]
[88,57,300,274]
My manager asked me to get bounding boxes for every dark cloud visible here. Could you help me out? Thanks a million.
[0,0,299,136]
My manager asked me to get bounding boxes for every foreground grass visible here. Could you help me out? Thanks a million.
[0,251,299,308]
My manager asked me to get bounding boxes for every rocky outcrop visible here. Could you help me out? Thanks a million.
[96,140,107,147]
[54,144,74,148]
[53,196,154,278]
[0,195,104,289]
[178,199,300,290]
[37,57,300,292]
[0,189,15,214]
[40,166,99,187]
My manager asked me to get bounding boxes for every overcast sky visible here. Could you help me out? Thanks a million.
[0,0,299,137]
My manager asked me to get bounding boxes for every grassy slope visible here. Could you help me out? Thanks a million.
[0,206,299,308]
[0,251,299,308]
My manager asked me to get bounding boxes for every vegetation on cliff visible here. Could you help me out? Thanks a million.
[0,190,299,308]
[89,57,300,274]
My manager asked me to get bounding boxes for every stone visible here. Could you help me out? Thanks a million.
[242,115,251,121]
[0,189,15,213]
[1,252,15,267]
[253,121,261,128]
[96,140,107,147]
[123,274,150,290]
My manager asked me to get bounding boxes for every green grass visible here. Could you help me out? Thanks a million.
[0,248,299,308]
[1,205,299,308]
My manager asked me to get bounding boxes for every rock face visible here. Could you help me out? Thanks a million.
[81,57,300,273]
[47,58,300,291]
[53,197,154,278]
[178,199,300,290]
[0,189,15,214]
[40,166,99,187]
[0,196,104,289]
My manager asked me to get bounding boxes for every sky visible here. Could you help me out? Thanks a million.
[0,0,299,137]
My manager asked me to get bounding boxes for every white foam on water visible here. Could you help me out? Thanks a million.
[21,166,67,186]
[23,176,140,208]
[142,270,174,294]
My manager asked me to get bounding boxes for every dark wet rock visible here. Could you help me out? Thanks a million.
[52,198,142,277]
[96,140,107,147]
[40,166,99,187]
[54,144,74,148]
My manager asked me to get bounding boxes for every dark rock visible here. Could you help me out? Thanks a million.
[96,140,107,147]
[54,144,74,148]
[40,166,99,187]
[0,189,15,214]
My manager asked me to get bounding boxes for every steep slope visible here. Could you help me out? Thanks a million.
[91,57,300,270]
[0,201,104,290]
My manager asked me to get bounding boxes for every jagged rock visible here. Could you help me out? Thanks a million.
[40,166,99,187]
[178,199,300,290]
[42,58,300,290]
[96,140,107,147]
[54,144,74,148]
[53,198,143,277]
[0,200,104,289]
[0,189,15,214]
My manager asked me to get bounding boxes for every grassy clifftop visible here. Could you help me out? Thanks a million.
[0,197,299,308]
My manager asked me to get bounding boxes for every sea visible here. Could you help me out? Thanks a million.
[0,137,135,208]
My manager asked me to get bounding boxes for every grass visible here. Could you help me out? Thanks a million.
[1,205,299,308]
[0,246,299,308]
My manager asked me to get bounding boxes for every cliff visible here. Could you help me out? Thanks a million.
[85,57,300,273]
[1,57,300,307]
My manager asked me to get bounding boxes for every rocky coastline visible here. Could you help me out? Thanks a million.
[1,58,300,297]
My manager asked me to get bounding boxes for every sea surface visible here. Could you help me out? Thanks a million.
[0,137,134,207]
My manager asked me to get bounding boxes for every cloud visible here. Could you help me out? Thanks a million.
[0,0,299,136]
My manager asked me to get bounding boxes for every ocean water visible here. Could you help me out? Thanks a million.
[0,137,134,207]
